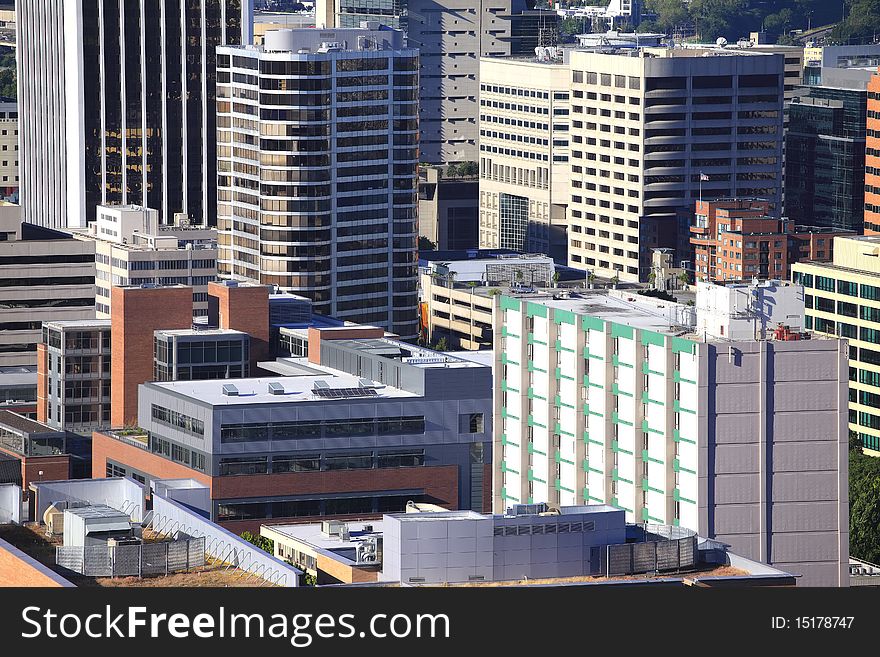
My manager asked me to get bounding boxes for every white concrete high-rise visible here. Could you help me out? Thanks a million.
[16,0,254,229]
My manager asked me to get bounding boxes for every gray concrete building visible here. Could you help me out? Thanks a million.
[92,332,493,527]
[0,208,96,368]
[316,0,559,164]
[418,165,479,251]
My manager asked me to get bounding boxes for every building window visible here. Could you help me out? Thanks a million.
[460,413,485,434]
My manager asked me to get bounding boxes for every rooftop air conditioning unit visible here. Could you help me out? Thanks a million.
[356,536,382,564]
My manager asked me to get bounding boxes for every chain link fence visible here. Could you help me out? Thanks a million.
[56,537,205,578]
[606,533,698,577]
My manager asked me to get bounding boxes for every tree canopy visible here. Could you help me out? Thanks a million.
[637,0,852,42]
[850,438,880,565]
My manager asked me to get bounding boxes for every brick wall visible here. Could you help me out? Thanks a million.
[306,326,386,365]
[91,431,212,489]
[0,537,75,587]
[110,286,193,427]
[208,282,270,371]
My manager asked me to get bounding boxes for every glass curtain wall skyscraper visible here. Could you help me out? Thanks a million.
[17,0,253,229]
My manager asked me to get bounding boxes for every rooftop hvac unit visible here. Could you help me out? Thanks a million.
[268,382,285,395]
[356,536,382,564]
[107,536,142,548]
[44,508,65,537]
[222,383,239,396]
[321,520,347,538]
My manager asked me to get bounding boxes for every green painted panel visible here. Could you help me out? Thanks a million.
[671,336,696,355]
[500,296,521,312]
[610,323,634,340]
[553,308,576,325]
[673,370,697,384]
[640,330,666,348]
[582,315,605,332]
[526,302,548,318]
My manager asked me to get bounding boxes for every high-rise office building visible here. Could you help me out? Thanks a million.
[73,205,218,318]
[785,69,869,232]
[16,0,254,229]
[567,47,784,282]
[477,52,571,261]
[216,27,419,337]
[315,0,557,164]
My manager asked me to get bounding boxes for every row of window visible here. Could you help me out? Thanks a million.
[217,450,426,476]
[150,404,205,437]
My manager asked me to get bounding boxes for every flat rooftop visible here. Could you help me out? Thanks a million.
[317,336,488,370]
[146,370,418,406]
[155,328,246,338]
[265,519,386,560]
[517,290,695,336]
[64,504,130,521]
[44,319,112,330]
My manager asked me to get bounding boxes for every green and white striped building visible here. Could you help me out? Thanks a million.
[492,288,850,586]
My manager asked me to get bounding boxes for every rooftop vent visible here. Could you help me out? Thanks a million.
[222,383,239,397]
[268,382,285,395]
[358,378,376,388]
[313,380,330,390]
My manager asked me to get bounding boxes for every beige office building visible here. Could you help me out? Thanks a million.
[0,98,17,202]
[478,54,571,261]
[73,205,217,319]
[567,47,784,282]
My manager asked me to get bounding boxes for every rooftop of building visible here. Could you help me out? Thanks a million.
[155,328,247,338]
[43,319,112,330]
[0,523,273,588]
[0,410,60,435]
[510,289,695,335]
[145,371,418,406]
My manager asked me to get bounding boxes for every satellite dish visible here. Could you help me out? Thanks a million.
[716,37,728,47]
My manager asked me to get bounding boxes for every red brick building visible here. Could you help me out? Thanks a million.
[690,199,852,283]
[866,69,880,235]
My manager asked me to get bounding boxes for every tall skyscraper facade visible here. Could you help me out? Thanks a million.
[567,47,784,281]
[316,0,557,164]
[16,0,253,229]
[216,27,420,337]
[785,70,869,232]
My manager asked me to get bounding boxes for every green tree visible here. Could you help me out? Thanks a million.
[445,163,460,178]
[433,336,449,351]
[240,531,274,554]
[418,236,436,251]
[831,0,880,45]
[850,438,880,564]
[458,161,479,177]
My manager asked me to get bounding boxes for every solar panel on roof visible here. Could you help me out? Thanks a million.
[313,387,379,399]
